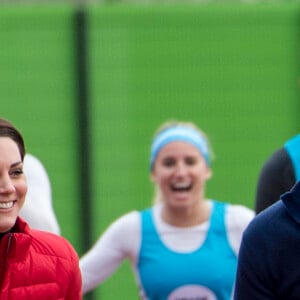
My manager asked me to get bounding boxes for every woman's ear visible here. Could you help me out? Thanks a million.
[205,167,212,180]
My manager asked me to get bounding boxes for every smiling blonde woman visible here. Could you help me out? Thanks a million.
[80,120,254,300]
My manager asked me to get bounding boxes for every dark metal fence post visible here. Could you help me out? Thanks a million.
[74,5,95,300]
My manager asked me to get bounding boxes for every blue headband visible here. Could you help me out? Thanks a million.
[150,126,210,169]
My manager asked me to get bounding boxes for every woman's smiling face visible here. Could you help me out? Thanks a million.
[151,141,211,209]
[0,137,27,233]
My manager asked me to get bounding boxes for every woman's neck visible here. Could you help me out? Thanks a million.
[161,200,211,227]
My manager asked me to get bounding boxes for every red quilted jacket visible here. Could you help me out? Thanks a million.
[0,217,82,299]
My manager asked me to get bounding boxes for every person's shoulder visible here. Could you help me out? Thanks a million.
[262,147,290,172]
[30,229,73,249]
[254,200,285,220]
[227,203,254,216]
[245,200,285,236]
[29,229,78,259]
[106,210,141,234]
[216,200,254,220]
[225,203,255,230]
[113,210,140,224]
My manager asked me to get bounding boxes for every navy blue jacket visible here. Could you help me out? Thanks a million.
[234,180,300,299]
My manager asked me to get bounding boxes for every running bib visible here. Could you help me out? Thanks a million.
[167,285,217,300]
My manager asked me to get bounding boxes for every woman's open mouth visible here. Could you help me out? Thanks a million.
[0,201,15,209]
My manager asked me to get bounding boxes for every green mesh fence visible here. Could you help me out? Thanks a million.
[0,4,81,251]
[0,3,300,299]
[88,4,300,299]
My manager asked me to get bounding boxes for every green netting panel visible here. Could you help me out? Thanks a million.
[88,3,300,299]
[0,3,300,299]
[0,5,81,252]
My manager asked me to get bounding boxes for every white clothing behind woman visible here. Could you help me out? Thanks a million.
[20,153,60,235]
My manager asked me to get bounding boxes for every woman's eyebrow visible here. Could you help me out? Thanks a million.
[11,161,23,168]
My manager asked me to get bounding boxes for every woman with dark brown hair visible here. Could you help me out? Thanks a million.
[0,117,82,299]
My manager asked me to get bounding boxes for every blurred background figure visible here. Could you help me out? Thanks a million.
[20,153,61,234]
[80,120,254,300]
[255,134,300,214]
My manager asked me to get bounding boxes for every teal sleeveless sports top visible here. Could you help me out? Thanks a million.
[137,201,237,300]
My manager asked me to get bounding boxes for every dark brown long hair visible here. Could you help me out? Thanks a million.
[0,118,25,161]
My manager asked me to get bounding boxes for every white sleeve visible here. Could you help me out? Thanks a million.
[226,204,255,255]
[20,154,61,235]
[79,211,140,294]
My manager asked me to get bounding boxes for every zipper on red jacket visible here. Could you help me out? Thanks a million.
[5,234,13,260]
[4,233,13,269]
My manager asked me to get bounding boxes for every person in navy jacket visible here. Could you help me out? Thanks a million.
[234,180,300,299]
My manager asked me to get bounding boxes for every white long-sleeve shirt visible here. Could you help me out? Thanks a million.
[80,201,254,295]
[20,154,61,235]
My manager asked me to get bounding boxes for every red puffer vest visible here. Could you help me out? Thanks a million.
[0,217,82,299]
